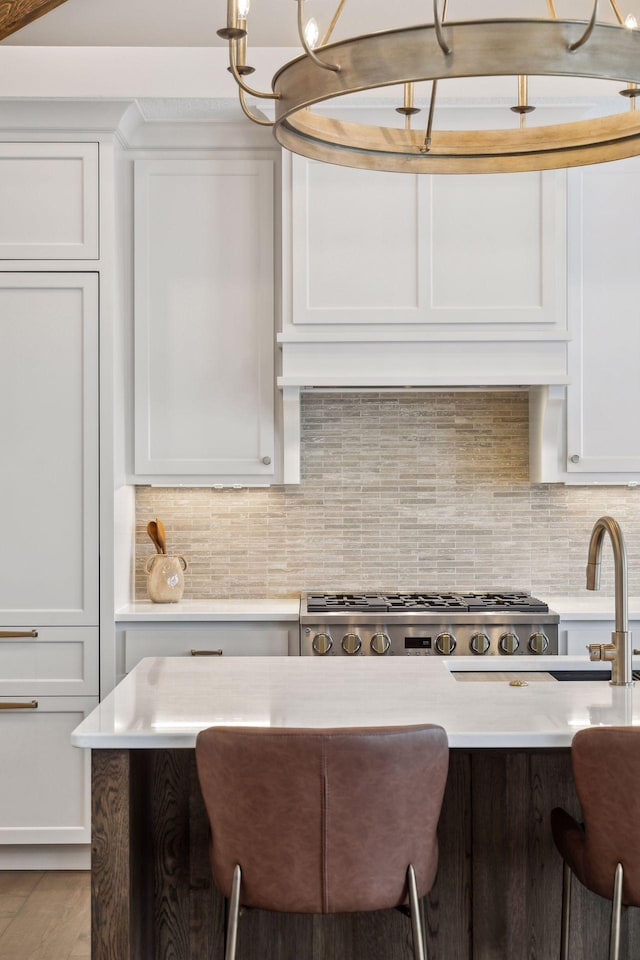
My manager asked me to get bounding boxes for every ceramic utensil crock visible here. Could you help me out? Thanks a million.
[146,554,187,603]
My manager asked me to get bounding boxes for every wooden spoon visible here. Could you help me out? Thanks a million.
[146,520,163,554]
[155,517,167,554]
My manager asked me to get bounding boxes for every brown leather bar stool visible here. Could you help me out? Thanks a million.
[195,724,449,960]
[551,727,640,960]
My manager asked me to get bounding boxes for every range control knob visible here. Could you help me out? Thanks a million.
[370,633,391,656]
[528,631,550,655]
[499,632,520,655]
[312,633,333,656]
[342,633,362,656]
[435,632,457,655]
[470,632,491,656]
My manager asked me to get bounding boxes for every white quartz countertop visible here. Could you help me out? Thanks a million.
[546,596,640,620]
[71,655,640,750]
[115,599,300,622]
[114,596,640,623]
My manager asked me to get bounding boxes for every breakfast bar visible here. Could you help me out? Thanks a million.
[73,655,640,960]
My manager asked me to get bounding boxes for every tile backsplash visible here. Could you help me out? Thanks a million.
[135,392,640,599]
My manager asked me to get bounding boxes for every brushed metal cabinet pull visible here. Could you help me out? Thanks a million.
[190,649,224,657]
[0,700,38,710]
[0,630,38,639]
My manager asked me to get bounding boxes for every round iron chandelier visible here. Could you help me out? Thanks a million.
[218,0,640,173]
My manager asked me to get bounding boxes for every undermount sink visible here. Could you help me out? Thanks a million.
[451,668,640,683]
[549,669,640,682]
[549,670,611,681]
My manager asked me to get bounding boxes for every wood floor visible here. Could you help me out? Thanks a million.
[0,871,90,960]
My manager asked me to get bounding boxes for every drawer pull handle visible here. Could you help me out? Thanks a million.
[0,630,38,639]
[0,700,38,710]
[190,649,224,657]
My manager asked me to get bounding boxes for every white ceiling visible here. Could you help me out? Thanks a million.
[1,0,633,47]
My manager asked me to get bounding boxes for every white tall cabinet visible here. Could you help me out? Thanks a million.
[0,140,101,866]
[566,158,640,476]
[0,275,99,623]
[133,154,280,484]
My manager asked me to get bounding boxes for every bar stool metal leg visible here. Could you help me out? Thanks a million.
[225,864,242,960]
[560,860,572,960]
[407,864,427,960]
[419,894,428,960]
[609,862,623,960]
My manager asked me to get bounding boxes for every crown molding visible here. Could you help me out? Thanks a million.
[0,97,133,134]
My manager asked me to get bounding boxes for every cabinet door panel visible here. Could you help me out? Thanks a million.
[294,160,423,318]
[0,143,98,259]
[289,154,566,331]
[134,158,275,478]
[0,696,96,844]
[0,274,99,624]
[567,161,640,474]
[430,173,552,319]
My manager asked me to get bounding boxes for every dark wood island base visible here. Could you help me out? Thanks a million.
[91,748,640,960]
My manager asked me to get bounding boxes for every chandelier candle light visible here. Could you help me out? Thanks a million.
[218,0,640,173]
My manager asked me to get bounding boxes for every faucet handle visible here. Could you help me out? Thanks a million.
[588,643,616,662]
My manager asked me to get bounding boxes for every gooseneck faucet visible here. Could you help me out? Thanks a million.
[586,516,633,686]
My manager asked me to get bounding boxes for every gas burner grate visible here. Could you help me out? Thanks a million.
[387,594,468,611]
[459,593,550,613]
[306,594,389,612]
[305,591,549,614]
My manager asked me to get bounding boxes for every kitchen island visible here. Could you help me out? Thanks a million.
[73,656,640,960]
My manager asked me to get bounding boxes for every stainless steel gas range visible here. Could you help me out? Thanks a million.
[300,592,559,657]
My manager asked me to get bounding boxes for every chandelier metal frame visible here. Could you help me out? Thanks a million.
[219,1,640,173]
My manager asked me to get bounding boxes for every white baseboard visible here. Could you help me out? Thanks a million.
[0,845,90,870]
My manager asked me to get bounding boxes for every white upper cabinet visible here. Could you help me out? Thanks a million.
[0,273,99,623]
[288,156,566,332]
[0,143,99,260]
[530,158,640,484]
[133,156,279,483]
[565,158,640,477]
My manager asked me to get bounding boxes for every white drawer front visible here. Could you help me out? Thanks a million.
[0,143,98,259]
[0,626,98,695]
[0,696,96,844]
[123,624,291,674]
